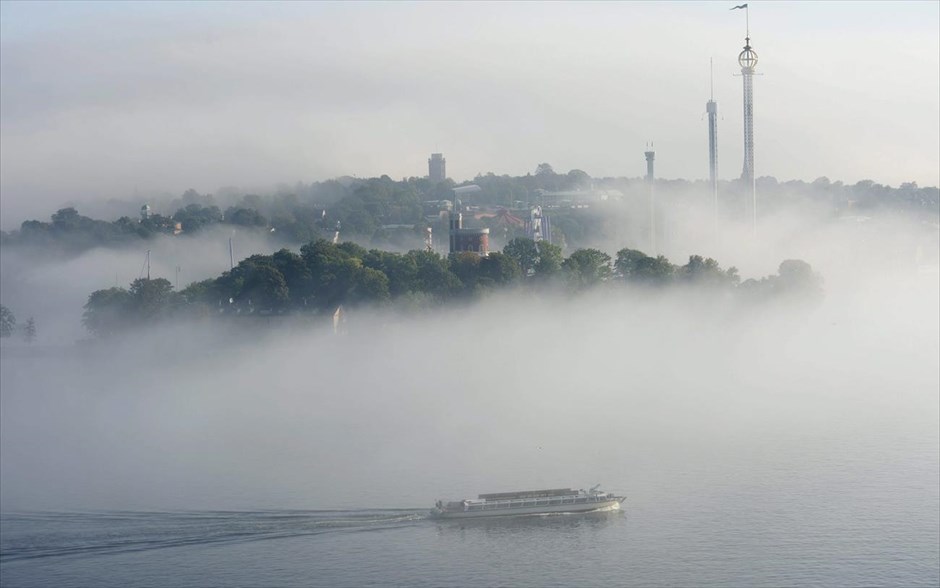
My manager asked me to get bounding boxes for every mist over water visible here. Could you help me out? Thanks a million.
[1,198,938,588]
[0,227,281,342]
[1,215,937,512]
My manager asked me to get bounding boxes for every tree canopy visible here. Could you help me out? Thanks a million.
[78,237,825,338]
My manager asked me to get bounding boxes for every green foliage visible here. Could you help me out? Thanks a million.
[129,278,178,319]
[562,249,612,290]
[503,238,540,275]
[614,248,648,278]
[83,287,133,337]
[349,267,390,305]
[680,255,740,288]
[739,259,824,304]
[225,207,267,227]
[173,204,222,233]
[6,173,936,261]
[534,241,563,278]
[775,259,824,301]
[241,264,290,310]
[362,250,419,297]
[272,249,314,307]
[615,248,676,286]
[479,252,521,286]
[83,278,182,337]
[408,250,461,300]
[449,252,483,296]
[180,278,222,308]
[0,305,15,338]
[77,239,824,337]
[633,256,675,285]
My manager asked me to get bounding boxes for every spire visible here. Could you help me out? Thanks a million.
[710,57,714,101]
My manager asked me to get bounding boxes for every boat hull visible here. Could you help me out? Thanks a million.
[432,497,623,519]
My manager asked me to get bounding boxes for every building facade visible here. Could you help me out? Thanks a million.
[428,153,446,183]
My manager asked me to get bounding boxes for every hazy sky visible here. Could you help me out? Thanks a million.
[1,1,938,223]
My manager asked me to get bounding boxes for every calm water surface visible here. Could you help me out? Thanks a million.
[3,466,938,588]
[2,284,938,587]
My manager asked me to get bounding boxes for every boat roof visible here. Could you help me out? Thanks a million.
[477,488,576,500]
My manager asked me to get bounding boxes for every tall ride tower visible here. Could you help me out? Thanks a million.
[706,59,719,224]
[734,4,758,232]
[645,146,656,254]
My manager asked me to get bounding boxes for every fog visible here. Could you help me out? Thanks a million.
[2,2,938,226]
[0,226,281,342]
[1,206,937,512]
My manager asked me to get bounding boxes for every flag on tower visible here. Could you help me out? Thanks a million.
[730,4,748,9]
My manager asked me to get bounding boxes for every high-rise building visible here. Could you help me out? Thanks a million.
[428,153,446,183]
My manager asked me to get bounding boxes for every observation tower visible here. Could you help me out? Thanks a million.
[734,4,758,232]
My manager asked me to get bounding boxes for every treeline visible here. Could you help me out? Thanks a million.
[81,238,823,337]
[3,170,937,255]
[1,202,275,253]
[0,305,37,343]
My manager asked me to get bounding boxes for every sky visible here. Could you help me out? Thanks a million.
[1,1,938,224]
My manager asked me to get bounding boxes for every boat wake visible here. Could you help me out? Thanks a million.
[0,510,430,563]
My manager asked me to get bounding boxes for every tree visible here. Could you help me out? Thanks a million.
[503,238,540,275]
[240,265,290,311]
[225,207,267,227]
[129,278,177,320]
[679,255,739,288]
[479,252,521,286]
[173,204,222,233]
[51,207,81,229]
[562,249,611,290]
[614,248,649,278]
[450,252,482,295]
[179,278,224,312]
[738,259,823,305]
[775,259,823,301]
[349,267,390,305]
[632,255,675,285]
[23,317,36,344]
[272,249,314,308]
[535,163,555,176]
[534,241,563,278]
[83,287,132,337]
[0,305,15,338]
[408,250,460,299]
[566,169,591,189]
[363,250,418,297]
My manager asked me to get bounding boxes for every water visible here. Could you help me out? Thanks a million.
[2,448,938,588]
[2,279,938,586]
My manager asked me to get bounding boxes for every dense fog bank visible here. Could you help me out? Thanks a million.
[1,264,936,511]
[1,193,937,512]
[0,227,280,342]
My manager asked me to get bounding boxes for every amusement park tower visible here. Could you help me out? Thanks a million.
[734,3,758,231]
[706,59,719,212]
[645,146,656,254]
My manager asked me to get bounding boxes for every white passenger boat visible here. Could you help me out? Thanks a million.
[431,485,625,519]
